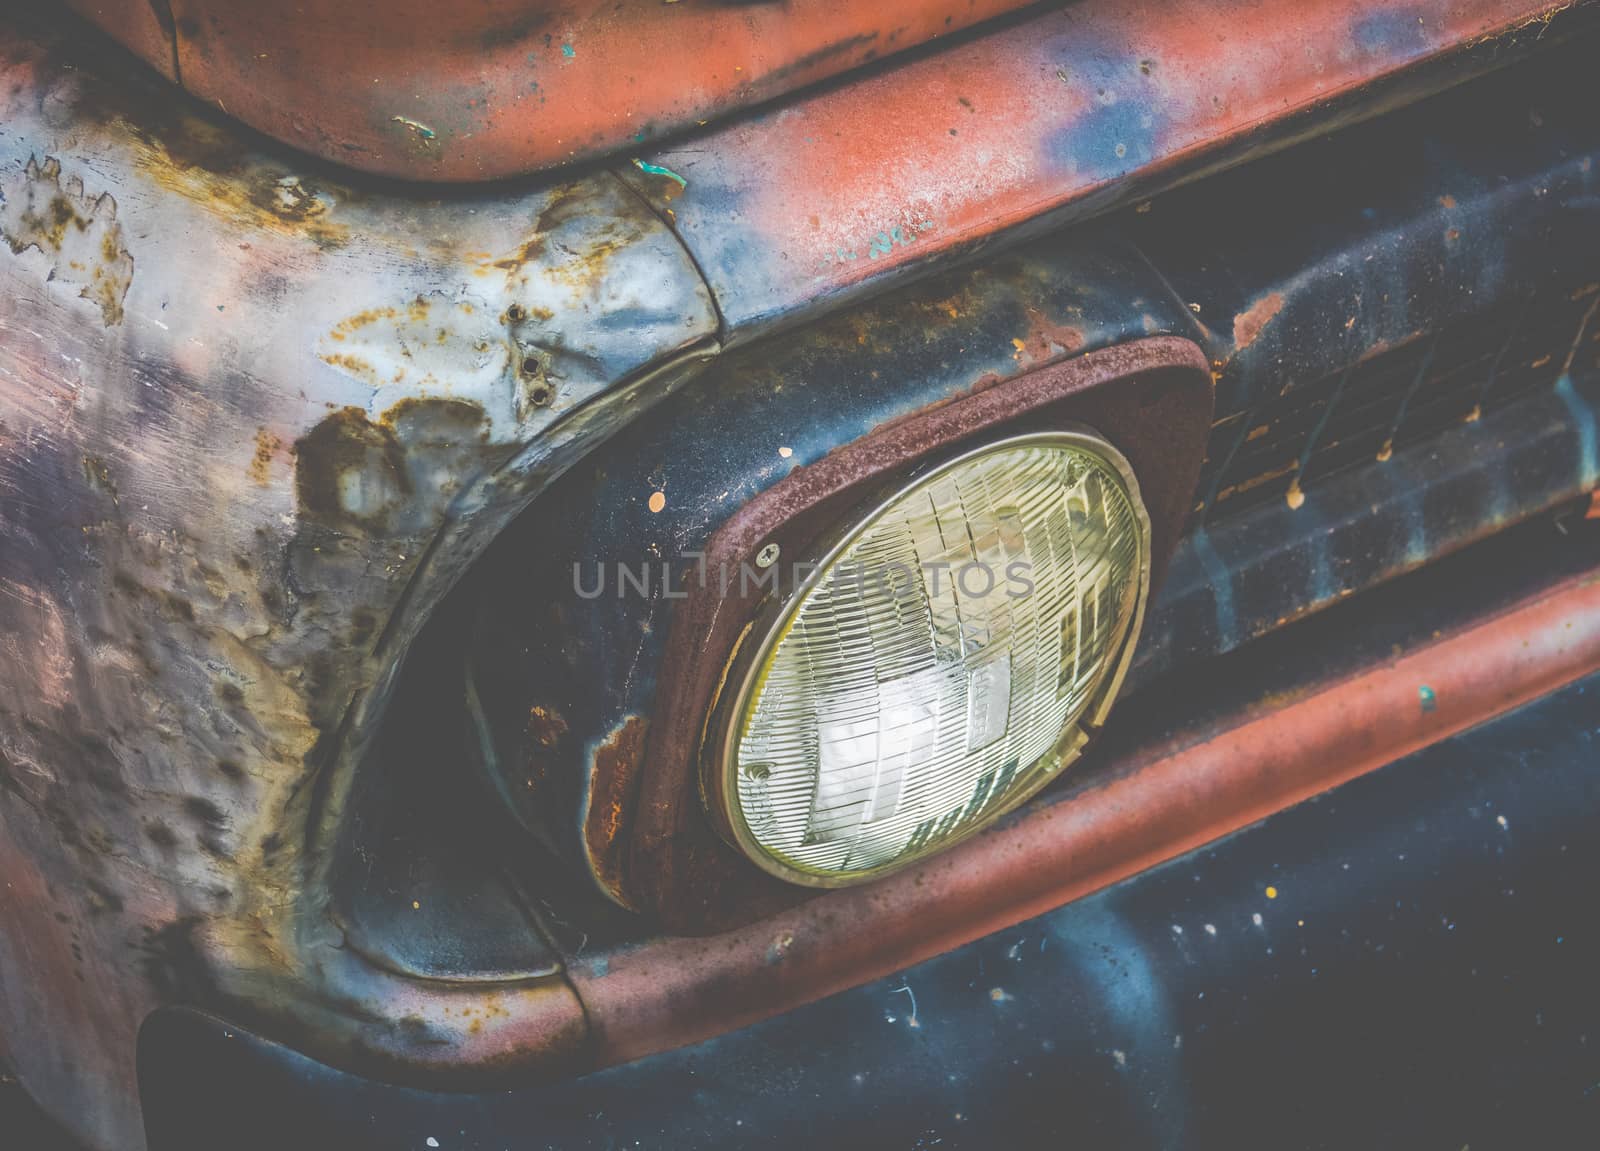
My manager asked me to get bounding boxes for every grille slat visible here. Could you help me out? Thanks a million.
[1195,286,1600,523]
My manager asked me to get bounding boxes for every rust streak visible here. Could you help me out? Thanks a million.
[1232,292,1285,352]
[584,716,650,907]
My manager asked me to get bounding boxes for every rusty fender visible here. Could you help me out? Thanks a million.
[0,17,715,1148]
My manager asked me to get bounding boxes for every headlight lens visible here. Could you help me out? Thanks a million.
[712,431,1150,886]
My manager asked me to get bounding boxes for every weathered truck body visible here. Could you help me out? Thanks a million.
[3,3,1600,1147]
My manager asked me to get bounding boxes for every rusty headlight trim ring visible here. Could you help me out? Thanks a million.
[611,336,1215,931]
[701,428,1153,889]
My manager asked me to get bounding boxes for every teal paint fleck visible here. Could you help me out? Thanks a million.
[561,42,575,58]
[816,219,937,272]
[1419,685,1437,713]
[631,158,687,189]
[869,228,905,259]
[389,115,437,141]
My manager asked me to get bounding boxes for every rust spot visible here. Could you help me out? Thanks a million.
[521,703,570,800]
[1232,292,1285,351]
[250,428,283,485]
[317,351,382,385]
[490,183,631,290]
[327,306,401,340]
[0,156,134,326]
[1017,306,1087,364]
[378,394,489,435]
[1213,458,1298,505]
[122,114,353,250]
[584,716,649,906]
[293,406,411,531]
[319,294,510,397]
[526,704,569,750]
[491,235,546,275]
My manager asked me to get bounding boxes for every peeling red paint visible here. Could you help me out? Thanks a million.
[622,0,1594,334]
[65,0,1036,181]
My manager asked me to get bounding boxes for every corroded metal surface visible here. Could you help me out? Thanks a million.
[0,12,716,1149]
[4,0,1600,1146]
[619,0,1595,337]
[63,0,1035,181]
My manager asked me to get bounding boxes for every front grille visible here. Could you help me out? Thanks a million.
[1197,284,1600,524]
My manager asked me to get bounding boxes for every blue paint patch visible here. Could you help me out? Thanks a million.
[1304,510,1336,609]
[1351,9,1432,59]
[1419,685,1437,713]
[589,956,610,978]
[1189,527,1239,653]
[561,42,575,58]
[1048,905,1187,1147]
[1556,374,1599,486]
[1040,46,1168,181]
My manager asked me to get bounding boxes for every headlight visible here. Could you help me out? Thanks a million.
[709,430,1150,886]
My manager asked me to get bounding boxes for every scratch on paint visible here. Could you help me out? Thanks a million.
[632,158,688,189]
[1286,363,1353,509]
[390,116,437,141]
[891,981,919,1028]
[1376,337,1438,463]
[1560,295,1600,378]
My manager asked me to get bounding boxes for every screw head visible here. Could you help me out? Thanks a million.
[755,542,781,569]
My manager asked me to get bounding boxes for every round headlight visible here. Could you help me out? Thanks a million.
[709,430,1150,887]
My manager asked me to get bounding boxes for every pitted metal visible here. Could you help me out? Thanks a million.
[0,13,717,1147]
